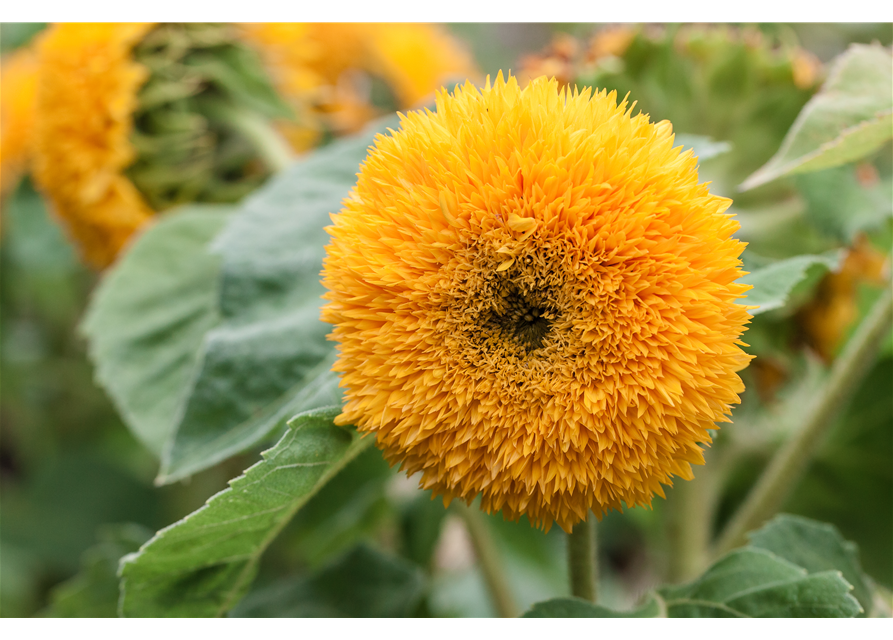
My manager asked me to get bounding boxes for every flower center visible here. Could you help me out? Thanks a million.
[488,287,553,353]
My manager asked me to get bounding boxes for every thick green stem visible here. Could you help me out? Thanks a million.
[201,101,293,173]
[666,461,714,582]
[567,517,598,603]
[455,503,518,618]
[714,285,893,556]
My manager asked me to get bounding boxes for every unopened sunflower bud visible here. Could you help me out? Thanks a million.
[32,23,478,268]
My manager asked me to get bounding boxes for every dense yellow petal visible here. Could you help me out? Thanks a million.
[32,23,155,268]
[0,47,40,197]
[322,74,752,532]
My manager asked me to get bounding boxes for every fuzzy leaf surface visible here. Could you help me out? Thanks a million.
[524,548,860,618]
[657,548,861,617]
[119,408,373,617]
[749,514,872,616]
[740,252,842,315]
[81,206,231,455]
[157,117,398,483]
[741,44,893,190]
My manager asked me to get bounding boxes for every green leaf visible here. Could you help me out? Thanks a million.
[523,595,661,618]
[740,251,842,315]
[523,547,861,618]
[285,444,393,567]
[118,408,373,617]
[741,44,893,190]
[675,134,733,162]
[230,544,424,617]
[43,524,152,618]
[157,115,399,483]
[81,206,231,455]
[749,515,873,617]
[796,164,893,242]
[658,548,861,617]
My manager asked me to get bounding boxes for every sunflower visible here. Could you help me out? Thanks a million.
[322,74,752,532]
[31,24,157,267]
[240,23,477,151]
[32,23,477,268]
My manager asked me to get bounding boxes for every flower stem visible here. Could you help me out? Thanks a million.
[200,100,293,173]
[666,461,714,582]
[567,517,598,602]
[455,503,519,618]
[714,285,893,556]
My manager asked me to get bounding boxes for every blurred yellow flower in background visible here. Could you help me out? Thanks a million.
[799,235,890,362]
[241,23,477,151]
[1,47,40,197]
[33,23,155,268]
[322,74,752,532]
[29,22,478,268]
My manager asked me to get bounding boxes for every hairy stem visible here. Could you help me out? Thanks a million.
[714,285,893,556]
[567,517,598,602]
[455,503,519,618]
[666,460,714,582]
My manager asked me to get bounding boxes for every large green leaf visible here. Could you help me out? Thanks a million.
[740,252,842,315]
[230,544,424,617]
[796,163,893,242]
[43,525,151,618]
[157,115,399,483]
[81,206,231,455]
[749,515,874,617]
[523,595,661,618]
[283,444,394,568]
[659,548,861,617]
[118,408,373,617]
[741,44,893,190]
[525,548,861,618]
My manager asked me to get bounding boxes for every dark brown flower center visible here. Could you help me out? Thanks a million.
[486,287,553,353]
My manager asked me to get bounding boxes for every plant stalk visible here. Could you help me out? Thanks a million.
[455,503,519,618]
[714,285,893,556]
[567,516,598,603]
[666,461,714,582]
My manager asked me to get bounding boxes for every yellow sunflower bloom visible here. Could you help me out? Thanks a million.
[32,23,156,268]
[322,74,752,533]
[240,23,477,151]
[31,23,477,268]
[1,47,40,197]
[364,23,477,107]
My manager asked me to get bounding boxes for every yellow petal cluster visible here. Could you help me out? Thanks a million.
[322,74,752,532]
[1,47,40,197]
[240,23,477,151]
[32,23,155,268]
